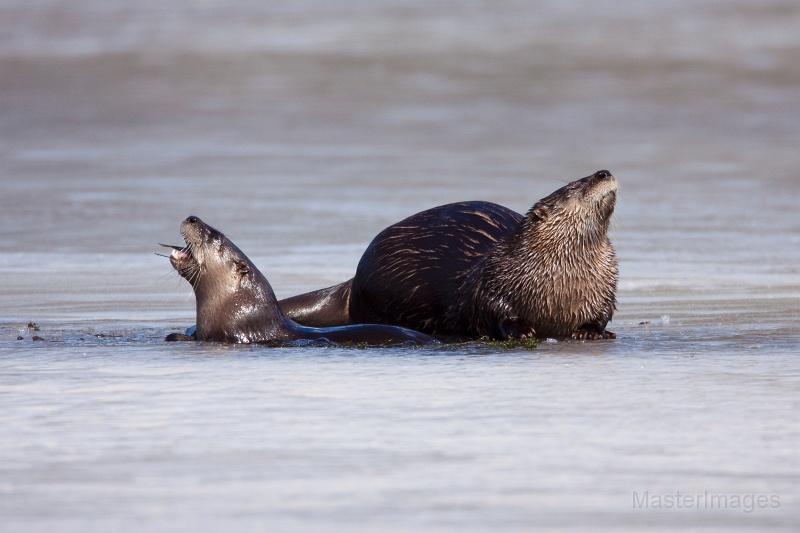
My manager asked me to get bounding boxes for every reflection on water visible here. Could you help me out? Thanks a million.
[0,1,798,531]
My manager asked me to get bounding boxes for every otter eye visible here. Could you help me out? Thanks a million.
[234,261,250,276]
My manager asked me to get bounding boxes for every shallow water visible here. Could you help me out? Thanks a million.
[1,1,798,531]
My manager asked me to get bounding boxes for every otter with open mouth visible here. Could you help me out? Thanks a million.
[280,170,619,340]
[162,216,435,346]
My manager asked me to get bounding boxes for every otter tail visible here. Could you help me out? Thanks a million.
[279,280,353,327]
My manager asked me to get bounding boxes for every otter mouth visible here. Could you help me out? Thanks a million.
[159,240,201,283]
[172,248,190,261]
[162,242,202,291]
[159,243,193,263]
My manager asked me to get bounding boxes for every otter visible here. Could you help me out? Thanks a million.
[163,216,435,346]
[280,170,618,340]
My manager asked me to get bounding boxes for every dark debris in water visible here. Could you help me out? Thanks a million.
[1,325,172,347]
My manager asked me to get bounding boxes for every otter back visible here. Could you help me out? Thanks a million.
[348,201,522,336]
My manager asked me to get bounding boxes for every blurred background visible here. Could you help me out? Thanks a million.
[0,1,798,531]
[1,1,798,284]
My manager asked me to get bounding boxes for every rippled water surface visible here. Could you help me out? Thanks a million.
[1,1,798,531]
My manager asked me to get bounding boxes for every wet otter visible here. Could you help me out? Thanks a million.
[164,216,435,346]
[281,170,618,340]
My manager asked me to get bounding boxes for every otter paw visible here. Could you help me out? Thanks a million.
[570,328,615,341]
[570,330,590,340]
[500,316,536,340]
[508,328,537,340]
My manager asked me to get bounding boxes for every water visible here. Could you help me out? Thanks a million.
[1,1,798,531]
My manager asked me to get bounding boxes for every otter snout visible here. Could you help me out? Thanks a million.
[182,215,201,232]
[591,170,617,187]
[179,215,227,265]
[586,169,617,197]
[594,170,613,180]
[181,215,207,246]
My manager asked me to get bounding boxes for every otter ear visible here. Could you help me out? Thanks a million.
[531,203,550,221]
[234,260,250,275]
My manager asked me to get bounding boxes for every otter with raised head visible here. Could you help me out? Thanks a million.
[280,170,618,340]
[163,216,434,345]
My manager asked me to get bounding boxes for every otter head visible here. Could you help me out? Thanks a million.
[525,169,617,244]
[171,216,280,342]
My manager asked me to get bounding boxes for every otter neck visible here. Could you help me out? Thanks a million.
[493,215,611,274]
[194,269,295,343]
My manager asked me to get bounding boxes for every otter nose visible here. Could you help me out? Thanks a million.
[594,170,613,180]
[185,216,199,224]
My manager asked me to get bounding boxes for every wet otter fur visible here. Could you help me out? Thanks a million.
[164,216,434,346]
[280,170,618,340]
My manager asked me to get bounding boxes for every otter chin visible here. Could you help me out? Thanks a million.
[162,216,435,346]
[279,170,619,341]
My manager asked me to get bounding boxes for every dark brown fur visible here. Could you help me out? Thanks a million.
[280,170,619,340]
